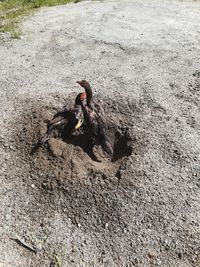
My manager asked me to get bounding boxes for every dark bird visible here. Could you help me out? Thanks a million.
[76,80,113,157]
[40,92,86,144]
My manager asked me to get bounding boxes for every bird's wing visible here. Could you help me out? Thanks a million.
[66,106,84,131]
[48,115,66,126]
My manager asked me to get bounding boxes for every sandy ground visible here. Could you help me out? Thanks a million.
[0,0,200,266]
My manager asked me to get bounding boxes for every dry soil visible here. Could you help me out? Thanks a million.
[0,0,200,266]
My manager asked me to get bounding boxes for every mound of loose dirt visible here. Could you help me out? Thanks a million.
[11,94,145,232]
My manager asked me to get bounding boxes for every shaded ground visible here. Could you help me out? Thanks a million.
[0,0,200,266]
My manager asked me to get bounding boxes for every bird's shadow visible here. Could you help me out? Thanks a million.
[31,132,101,162]
[30,140,42,155]
[63,133,101,162]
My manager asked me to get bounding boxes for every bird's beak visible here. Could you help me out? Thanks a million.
[76,81,81,85]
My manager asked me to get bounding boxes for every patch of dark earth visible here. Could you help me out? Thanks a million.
[3,92,200,266]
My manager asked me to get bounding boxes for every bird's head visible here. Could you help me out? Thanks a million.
[76,80,91,90]
[76,80,92,103]
[75,92,87,105]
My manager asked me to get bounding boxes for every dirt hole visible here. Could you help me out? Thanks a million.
[13,94,136,180]
[31,121,133,163]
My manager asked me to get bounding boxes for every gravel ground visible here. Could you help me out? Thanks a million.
[0,0,200,266]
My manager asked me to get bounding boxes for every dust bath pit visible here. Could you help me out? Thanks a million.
[13,94,140,189]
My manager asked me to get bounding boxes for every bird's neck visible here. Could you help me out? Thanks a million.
[85,87,93,104]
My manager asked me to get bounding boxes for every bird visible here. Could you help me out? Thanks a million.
[76,80,103,113]
[40,92,86,145]
[76,80,113,157]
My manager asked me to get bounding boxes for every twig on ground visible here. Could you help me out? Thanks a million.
[10,237,37,254]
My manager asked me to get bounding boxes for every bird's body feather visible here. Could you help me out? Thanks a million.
[77,80,113,157]
[40,93,85,145]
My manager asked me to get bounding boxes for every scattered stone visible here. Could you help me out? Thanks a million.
[9,145,15,151]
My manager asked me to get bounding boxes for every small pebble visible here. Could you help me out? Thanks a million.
[104,223,109,229]
[177,252,182,259]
